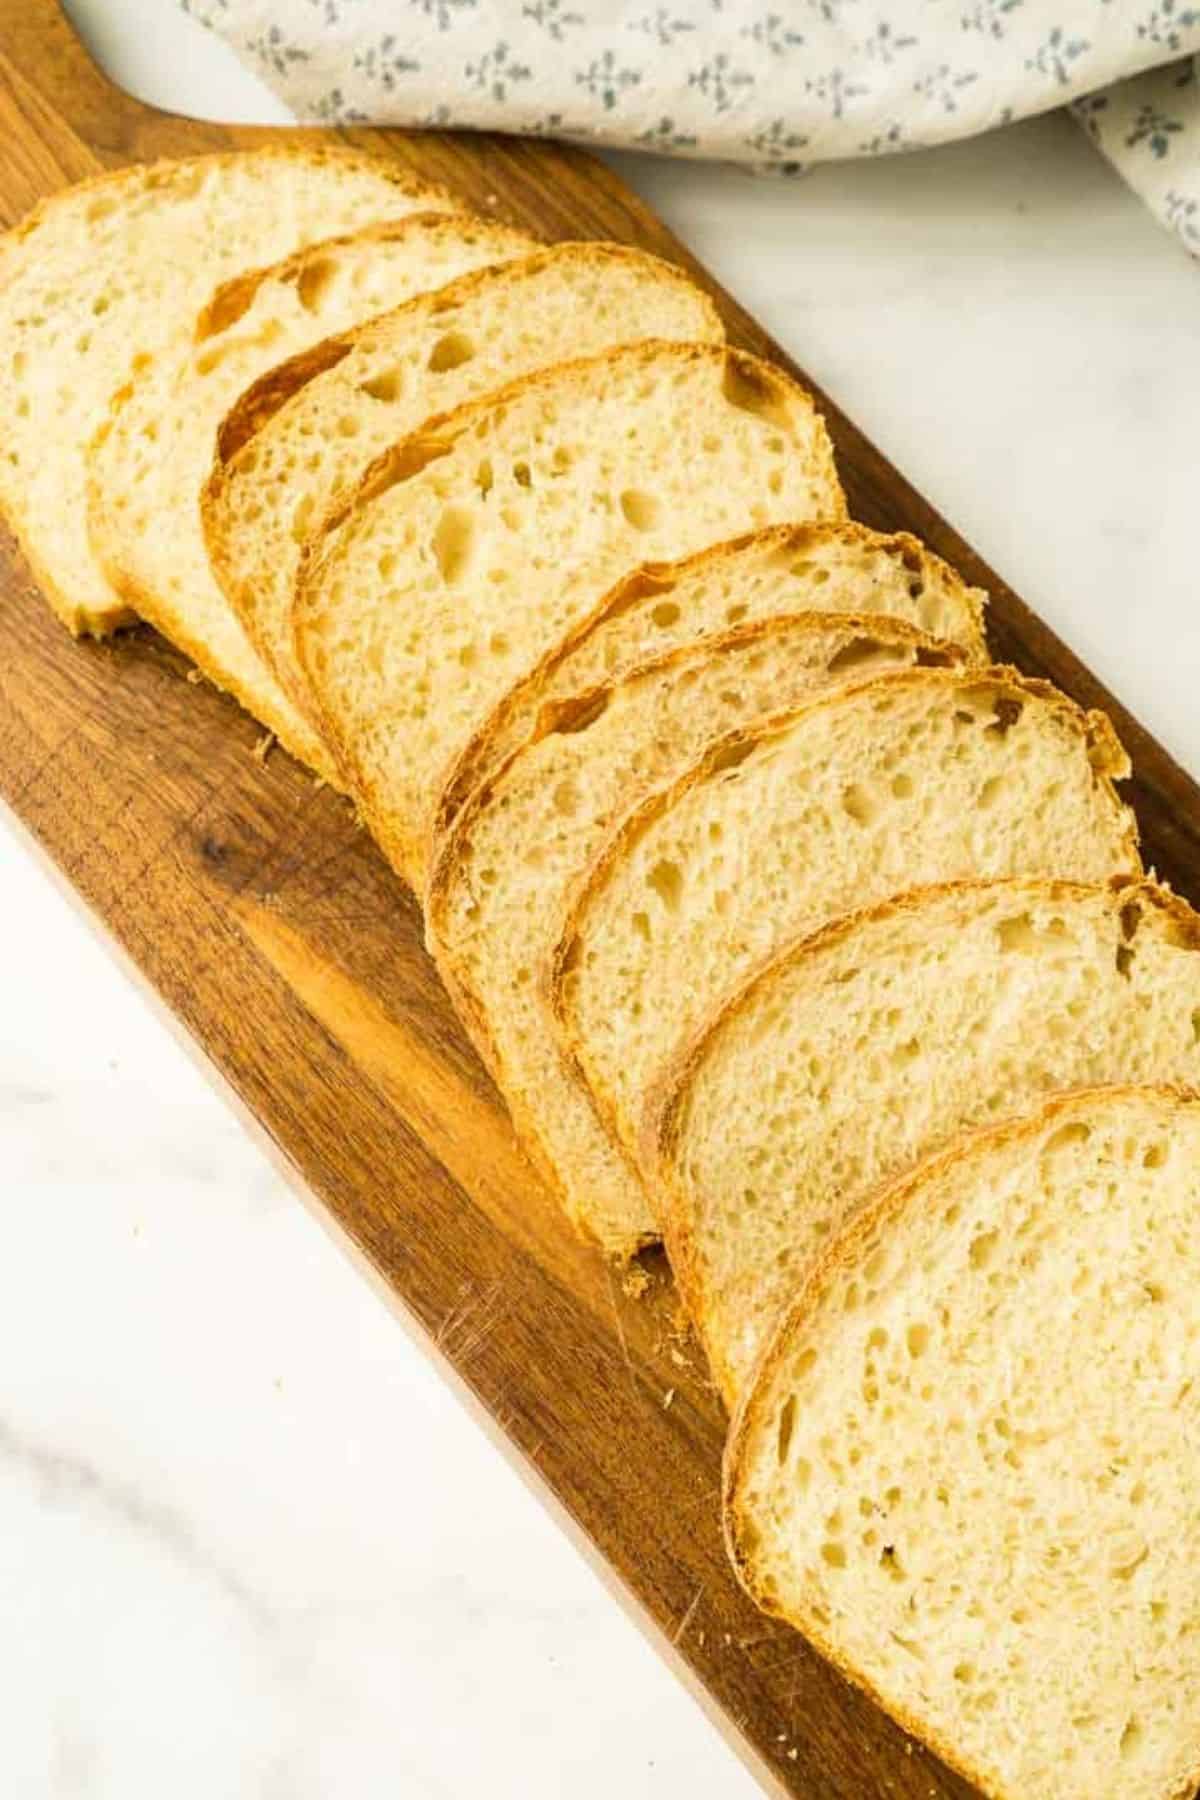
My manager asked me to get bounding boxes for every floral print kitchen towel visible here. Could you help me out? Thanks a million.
[182,1,1200,259]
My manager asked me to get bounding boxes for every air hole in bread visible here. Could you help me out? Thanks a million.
[295,256,338,314]
[821,1541,847,1569]
[427,330,476,373]
[432,506,478,586]
[287,494,315,544]
[891,772,914,798]
[197,323,288,377]
[1045,1124,1093,1159]
[968,1229,999,1271]
[196,281,255,340]
[987,696,1024,735]
[1119,900,1143,940]
[620,489,662,532]
[647,859,684,912]
[1120,1717,1144,1759]
[512,460,533,489]
[710,739,755,775]
[721,355,793,429]
[1116,943,1136,979]
[906,1323,930,1359]
[552,777,579,817]
[650,599,681,629]
[977,773,1005,809]
[359,367,403,403]
[632,911,651,943]
[776,1395,797,1464]
[828,635,901,676]
[995,912,1057,955]
[842,783,878,827]
[879,1545,904,1580]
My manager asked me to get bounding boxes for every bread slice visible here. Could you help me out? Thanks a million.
[434,521,990,845]
[428,614,963,1258]
[293,341,846,888]
[650,877,1200,1402]
[88,215,538,781]
[0,146,451,637]
[203,243,722,736]
[552,667,1140,1179]
[725,1084,1200,1800]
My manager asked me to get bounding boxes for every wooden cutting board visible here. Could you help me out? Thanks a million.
[3,6,1198,1796]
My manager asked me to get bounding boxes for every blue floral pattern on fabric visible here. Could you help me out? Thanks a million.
[182,1,1200,257]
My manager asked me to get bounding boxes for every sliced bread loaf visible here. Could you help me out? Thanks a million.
[0,146,451,636]
[427,614,962,1258]
[88,214,537,780]
[725,1084,1200,1800]
[433,521,989,844]
[650,877,1200,1402]
[203,242,722,731]
[293,341,846,888]
[552,667,1140,1175]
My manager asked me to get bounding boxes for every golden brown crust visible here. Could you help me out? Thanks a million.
[549,663,1141,1174]
[0,143,452,269]
[430,520,986,845]
[644,873,1199,1405]
[292,339,844,888]
[722,1081,1200,1800]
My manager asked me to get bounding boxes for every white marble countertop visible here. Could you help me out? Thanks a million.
[5,5,1198,1795]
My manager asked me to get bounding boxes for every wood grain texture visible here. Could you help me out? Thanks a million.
[1,6,1197,1796]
